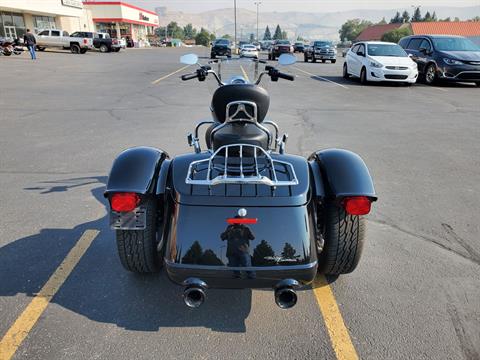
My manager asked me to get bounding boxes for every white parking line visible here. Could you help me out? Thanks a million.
[294,66,349,89]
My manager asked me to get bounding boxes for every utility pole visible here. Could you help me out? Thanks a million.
[254,1,262,42]
[234,0,237,51]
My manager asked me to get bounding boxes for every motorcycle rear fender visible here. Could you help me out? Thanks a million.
[104,146,169,197]
[309,148,377,201]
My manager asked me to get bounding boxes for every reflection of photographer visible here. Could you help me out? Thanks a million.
[221,209,256,279]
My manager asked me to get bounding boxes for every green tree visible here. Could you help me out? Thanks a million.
[252,240,275,266]
[273,24,283,40]
[281,30,288,40]
[166,21,184,39]
[432,11,438,21]
[183,23,197,40]
[381,27,413,43]
[378,17,387,25]
[221,34,232,40]
[412,7,422,22]
[182,241,203,264]
[423,11,432,22]
[390,11,402,24]
[338,19,373,42]
[471,16,480,22]
[401,10,410,23]
[263,25,272,40]
[195,28,212,46]
[281,243,297,259]
[454,17,460,22]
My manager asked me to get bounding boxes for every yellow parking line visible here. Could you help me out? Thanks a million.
[240,65,250,82]
[0,230,99,360]
[313,275,359,360]
[151,64,191,85]
[294,66,349,89]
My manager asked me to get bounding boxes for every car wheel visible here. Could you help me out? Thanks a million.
[36,46,45,51]
[312,57,316,63]
[99,44,109,53]
[331,60,336,64]
[343,63,350,79]
[114,48,121,53]
[360,67,368,85]
[79,48,87,54]
[475,82,480,87]
[321,60,326,63]
[115,198,163,273]
[424,63,437,85]
[70,44,80,54]
[317,204,366,275]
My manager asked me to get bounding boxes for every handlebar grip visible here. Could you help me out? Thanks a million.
[181,73,198,81]
[277,72,295,81]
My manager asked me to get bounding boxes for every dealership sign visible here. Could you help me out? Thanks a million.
[62,0,83,8]
[139,13,150,22]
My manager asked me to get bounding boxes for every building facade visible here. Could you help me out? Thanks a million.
[83,1,158,42]
[0,0,158,43]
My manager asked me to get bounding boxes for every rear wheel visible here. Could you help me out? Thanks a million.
[79,48,87,54]
[331,60,336,64]
[115,198,162,273]
[360,67,368,85]
[99,44,109,53]
[424,63,437,85]
[318,205,366,275]
[304,55,308,62]
[70,44,80,54]
[343,63,350,79]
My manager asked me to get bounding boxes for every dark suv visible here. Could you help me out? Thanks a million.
[399,35,480,86]
[211,39,232,59]
[268,40,293,60]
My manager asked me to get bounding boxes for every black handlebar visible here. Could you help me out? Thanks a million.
[277,72,295,81]
[181,72,199,81]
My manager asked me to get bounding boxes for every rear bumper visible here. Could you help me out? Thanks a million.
[165,261,318,288]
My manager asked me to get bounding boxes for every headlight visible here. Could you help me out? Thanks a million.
[369,61,383,68]
[443,58,463,65]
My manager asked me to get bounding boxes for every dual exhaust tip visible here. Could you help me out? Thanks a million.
[182,278,299,309]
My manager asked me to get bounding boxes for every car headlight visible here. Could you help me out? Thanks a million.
[443,58,463,65]
[369,61,383,68]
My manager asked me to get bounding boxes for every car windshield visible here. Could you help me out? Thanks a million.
[367,44,407,57]
[276,40,290,45]
[243,45,256,49]
[314,41,332,47]
[432,37,480,51]
[215,39,229,45]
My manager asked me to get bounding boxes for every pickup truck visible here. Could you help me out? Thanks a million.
[71,31,121,53]
[35,29,93,54]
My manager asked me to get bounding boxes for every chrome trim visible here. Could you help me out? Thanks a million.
[226,101,257,122]
[185,144,299,187]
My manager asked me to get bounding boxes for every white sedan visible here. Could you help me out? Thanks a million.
[240,44,259,59]
[343,41,418,84]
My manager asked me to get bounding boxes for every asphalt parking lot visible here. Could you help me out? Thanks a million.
[0,47,479,360]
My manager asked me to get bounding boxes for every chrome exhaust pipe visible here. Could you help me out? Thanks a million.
[274,279,300,309]
[182,278,207,308]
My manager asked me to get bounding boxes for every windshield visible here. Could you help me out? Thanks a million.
[314,41,332,47]
[367,44,407,57]
[211,58,262,84]
[215,39,230,46]
[276,40,290,45]
[432,37,480,51]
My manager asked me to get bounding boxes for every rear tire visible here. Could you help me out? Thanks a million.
[70,44,80,54]
[79,48,87,54]
[99,44,109,53]
[115,198,162,273]
[360,67,368,85]
[318,205,366,275]
[331,60,336,64]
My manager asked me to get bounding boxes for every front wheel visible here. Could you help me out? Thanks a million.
[115,198,162,273]
[360,67,368,85]
[331,60,336,64]
[424,63,437,85]
[318,205,366,275]
[99,44,109,53]
[79,48,87,54]
[343,63,350,79]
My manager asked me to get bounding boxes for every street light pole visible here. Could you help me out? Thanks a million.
[234,0,237,50]
[254,1,262,42]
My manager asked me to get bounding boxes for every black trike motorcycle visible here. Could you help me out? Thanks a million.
[105,54,377,309]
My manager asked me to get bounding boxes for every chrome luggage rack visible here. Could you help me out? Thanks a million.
[185,144,299,187]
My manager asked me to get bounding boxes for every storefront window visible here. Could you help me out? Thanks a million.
[34,16,57,32]
[1,12,26,39]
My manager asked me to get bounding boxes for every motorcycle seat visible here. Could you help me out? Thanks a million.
[206,122,271,152]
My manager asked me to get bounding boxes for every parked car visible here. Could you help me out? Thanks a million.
[304,40,337,63]
[268,40,293,60]
[343,41,418,85]
[211,38,232,59]
[240,44,259,59]
[260,40,274,51]
[293,42,305,53]
[35,29,93,54]
[70,32,121,53]
[399,35,480,86]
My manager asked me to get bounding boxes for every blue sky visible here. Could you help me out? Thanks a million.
[128,0,480,12]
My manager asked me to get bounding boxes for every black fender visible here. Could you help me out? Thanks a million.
[309,148,377,201]
[104,146,169,197]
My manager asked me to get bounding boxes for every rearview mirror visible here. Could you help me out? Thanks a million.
[180,53,198,65]
[278,53,296,66]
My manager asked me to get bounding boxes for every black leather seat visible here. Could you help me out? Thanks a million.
[206,122,270,151]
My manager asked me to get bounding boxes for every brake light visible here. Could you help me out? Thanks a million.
[344,197,371,215]
[227,218,258,225]
[111,193,140,212]
[83,39,88,44]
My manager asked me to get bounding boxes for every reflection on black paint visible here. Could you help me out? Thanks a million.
[221,222,256,279]
[181,240,224,265]
[252,240,275,266]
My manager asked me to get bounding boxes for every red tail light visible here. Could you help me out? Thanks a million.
[83,39,88,44]
[227,218,258,225]
[344,196,371,215]
[111,193,140,212]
